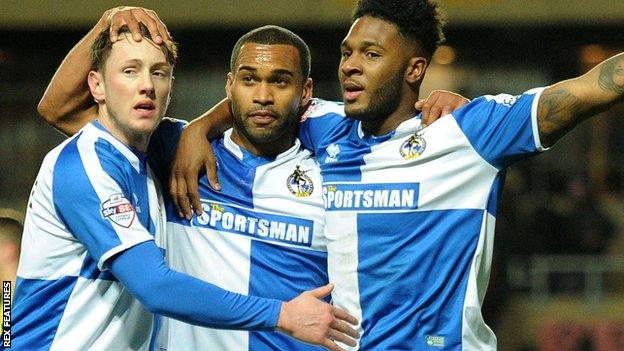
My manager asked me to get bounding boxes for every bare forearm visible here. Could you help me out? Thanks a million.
[37,16,108,136]
[538,53,624,146]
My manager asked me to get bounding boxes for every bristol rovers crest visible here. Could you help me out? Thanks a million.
[287,165,314,197]
[400,133,426,160]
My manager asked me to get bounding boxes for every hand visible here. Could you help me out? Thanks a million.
[277,284,359,351]
[103,7,171,46]
[415,90,470,127]
[170,123,221,220]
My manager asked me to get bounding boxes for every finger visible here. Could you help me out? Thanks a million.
[420,102,431,127]
[109,15,126,42]
[184,170,201,219]
[121,11,143,42]
[322,340,346,351]
[331,319,360,339]
[428,105,442,123]
[414,99,425,111]
[147,10,172,43]
[134,10,162,44]
[331,306,358,326]
[308,283,334,299]
[441,105,453,117]
[205,159,221,192]
[420,95,437,127]
[175,175,192,219]
[328,329,357,347]
[169,176,184,218]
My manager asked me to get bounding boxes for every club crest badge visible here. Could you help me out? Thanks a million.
[400,133,426,160]
[287,165,314,197]
[100,193,136,228]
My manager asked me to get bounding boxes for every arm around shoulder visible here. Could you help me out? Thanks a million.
[37,13,111,136]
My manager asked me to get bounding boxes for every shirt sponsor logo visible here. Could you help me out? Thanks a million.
[286,165,314,198]
[400,133,426,160]
[101,193,135,228]
[323,182,419,211]
[325,143,340,163]
[193,201,314,247]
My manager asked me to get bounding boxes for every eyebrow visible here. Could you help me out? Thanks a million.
[122,59,170,68]
[238,65,294,77]
[341,40,384,50]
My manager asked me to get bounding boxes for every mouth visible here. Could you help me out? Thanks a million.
[248,110,278,125]
[133,100,156,117]
[342,81,364,102]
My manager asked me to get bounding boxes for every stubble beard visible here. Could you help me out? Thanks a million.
[106,105,153,147]
[231,100,299,146]
[344,68,404,123]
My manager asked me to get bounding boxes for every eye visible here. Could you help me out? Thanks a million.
[366,51,380,59]
[153,70,167,77]
[274,77,288,87]
[341,50,352,59]
[242,75,254,83]
[123,68,138,75]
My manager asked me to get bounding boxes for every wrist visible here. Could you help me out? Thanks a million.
[275,301,291,334]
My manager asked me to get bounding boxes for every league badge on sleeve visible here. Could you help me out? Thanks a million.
[400,133,426,160]
[100,193,136,228]
[287,165,314,197]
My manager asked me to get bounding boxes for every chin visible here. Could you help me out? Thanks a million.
[344,104,369,121]
[136,119,162,132]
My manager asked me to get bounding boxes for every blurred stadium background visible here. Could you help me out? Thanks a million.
[1,1,624,349]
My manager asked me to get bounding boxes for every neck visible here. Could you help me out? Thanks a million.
[230,129,294,158]
[98,108,150,152]
[361,95,419,136]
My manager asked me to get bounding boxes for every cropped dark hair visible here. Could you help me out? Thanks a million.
[91,23,178,72]
[230,25,311,79]
[353,0,445,60]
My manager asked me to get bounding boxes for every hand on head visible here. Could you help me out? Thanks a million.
[104,7,172,48]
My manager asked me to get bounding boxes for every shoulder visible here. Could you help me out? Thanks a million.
[301,98,346,121]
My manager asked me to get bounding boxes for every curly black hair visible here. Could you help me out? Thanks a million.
[353,0,446,60]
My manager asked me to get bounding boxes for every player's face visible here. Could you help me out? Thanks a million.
[93,36,173,145]
[339,16,407,123]
[226,43,311,155]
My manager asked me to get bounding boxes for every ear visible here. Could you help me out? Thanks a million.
[300,78,313,106]
[405,56,428,85]
[87,71,105,103]
[225,72,234,100]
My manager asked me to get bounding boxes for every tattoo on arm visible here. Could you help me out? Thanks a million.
[598,55,624,95]
[537,88,582,145]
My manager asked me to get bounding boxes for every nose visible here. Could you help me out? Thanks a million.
[340,54,362,77]
[139,73,155,97]
[253,82,274,106]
